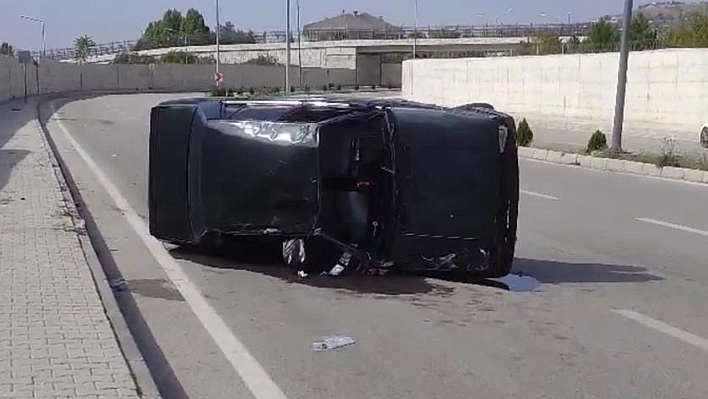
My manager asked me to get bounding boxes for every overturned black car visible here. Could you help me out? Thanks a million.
[149,96,519,278]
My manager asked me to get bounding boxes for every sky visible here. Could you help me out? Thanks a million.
[0,0,691,51]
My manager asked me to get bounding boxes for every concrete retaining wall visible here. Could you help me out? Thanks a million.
[0,58,357,103]
[381,63,402,87]
[402,48,708,139]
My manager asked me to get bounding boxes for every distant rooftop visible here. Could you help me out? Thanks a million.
[304,11,401,32]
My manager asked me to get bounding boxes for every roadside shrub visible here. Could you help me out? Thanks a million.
[586,130,608,154]
[237,87,244,95]
[226,88,234,97]
[290,85,295,93]
[322,84,328,91]
[304,85,310,92]
[354,84,360,90]
[210,87,227,97]
[248,87,255,95]
[336,83,342,91]
[516,118,534,147]
[371,84,377,90]
[658,135,681,167]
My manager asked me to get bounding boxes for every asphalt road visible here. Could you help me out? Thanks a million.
[42,93,708,399]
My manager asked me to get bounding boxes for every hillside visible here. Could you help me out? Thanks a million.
[613,1,708,26]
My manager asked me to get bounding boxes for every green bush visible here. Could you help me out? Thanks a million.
[354,84,360,90]
[371,84,377,90]
[516,118,534,147]
[336,83,342,91]
[226,88,234,97]
[237,87,244,95]
[210,87,227,97]
[322,84,328,91]
[248,87,255,95]
[586,130,608,153]
[290,85,295,93]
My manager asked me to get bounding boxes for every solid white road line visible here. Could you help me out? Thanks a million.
[613,309,708,352]
[520,190,560,201]
[49,101,290,399]
[636,218,708,238]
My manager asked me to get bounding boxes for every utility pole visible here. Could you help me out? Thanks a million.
[413,0,419,59]
[611,0,633,153]
[286,0,292,92]
[215,0,221,80]
[297,0,303,88]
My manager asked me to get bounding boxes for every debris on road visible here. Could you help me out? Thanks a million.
[312,335,356,352]
[327,264,345,276]
[109,277,128,291]
[283,239,306,267]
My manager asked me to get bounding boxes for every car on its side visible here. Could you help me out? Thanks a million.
[148,96,519,277]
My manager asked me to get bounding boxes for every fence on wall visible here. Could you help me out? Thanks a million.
[33,23,592,61]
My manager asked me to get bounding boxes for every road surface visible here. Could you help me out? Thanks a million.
[42,93,708,399]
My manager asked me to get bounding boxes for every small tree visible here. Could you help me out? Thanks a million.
[630,12,658,50]
[243,54,280,66]
[516,118,534,147]
[586,130,608,154]
[160,50,199,64]
[586,19,620,51]
[0,42,13,56]
[74,35,96,63]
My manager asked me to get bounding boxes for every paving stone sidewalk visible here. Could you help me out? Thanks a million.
[0,100,139,398]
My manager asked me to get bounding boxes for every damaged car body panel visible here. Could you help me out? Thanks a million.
[149,97,519,277]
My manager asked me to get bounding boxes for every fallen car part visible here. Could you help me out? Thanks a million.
[312,335,356,351]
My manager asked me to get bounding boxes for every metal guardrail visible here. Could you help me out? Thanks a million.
[34,23,592,60]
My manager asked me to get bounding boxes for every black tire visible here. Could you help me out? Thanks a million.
[701,127,708,148]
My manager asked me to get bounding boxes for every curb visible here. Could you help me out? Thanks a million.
[35,98,162,399]
[518,146,708,184]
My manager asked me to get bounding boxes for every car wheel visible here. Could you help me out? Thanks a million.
[701,127,708,148]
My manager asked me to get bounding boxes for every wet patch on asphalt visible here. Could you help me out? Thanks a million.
[128,278,186,301]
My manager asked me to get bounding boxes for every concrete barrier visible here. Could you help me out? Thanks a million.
[402,48,708,140]
[0,57,358,103]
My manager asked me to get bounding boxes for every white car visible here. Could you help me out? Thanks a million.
[702,123,708,148]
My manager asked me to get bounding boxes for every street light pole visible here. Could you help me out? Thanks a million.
[286,0,291,92]
[611,0,634,153]
[20,15,45,57]
[215,0,221,79]
[413,0,419,59]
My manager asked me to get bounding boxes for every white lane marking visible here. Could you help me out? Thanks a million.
[613,310,708,352]
[49,101,289,399]
[636,218,708,238]
[521,190,559,201]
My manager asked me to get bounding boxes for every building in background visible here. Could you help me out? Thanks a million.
[303,11,404,41]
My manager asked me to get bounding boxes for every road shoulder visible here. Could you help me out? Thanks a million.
[0,98,144,398]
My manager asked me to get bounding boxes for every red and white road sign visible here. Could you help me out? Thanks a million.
[214,72,224,86]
